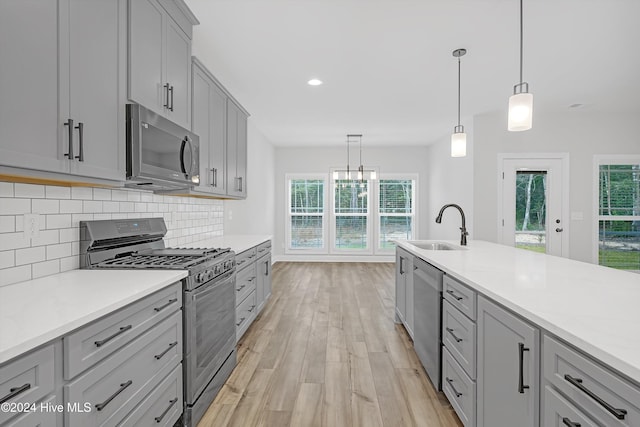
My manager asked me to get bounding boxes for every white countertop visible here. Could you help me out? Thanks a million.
[396,239,640,385]
[0,269,187,365]
[185,234,271,254]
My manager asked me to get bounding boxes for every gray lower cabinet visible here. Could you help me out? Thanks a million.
[0,0,125,182]
[256,241,272,314]
[395,247,415,338]
[477,296,539,427]
[235,241,272,341]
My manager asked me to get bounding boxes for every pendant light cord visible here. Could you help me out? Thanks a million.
[519,0,524,84]
[457,56,461,127]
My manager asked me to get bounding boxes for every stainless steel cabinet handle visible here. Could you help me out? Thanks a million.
[154,341,178,360]
[238,177,243,192]
[562,418,581,427]
[169,85,174,111]
[236,317,245,326]
[95,380,132,411]
[446,289,463,301]
[518,343,530,393]
[564,374,627,420]
[154,398,178,423]
[446,327,463,343]
[95,325,132,347]
[399,256,404,275]
[446,377,462,398]
[248,305,256,312]
[64,119,74,159]
[0,383,31,404]
[154,298,178,312]
[265,260,269,275]
[236,284,246,291]
[74,122,84,161]
[163,83,170,108]
[210,168,215,187]
[214,168,218,187]
[556,227,564,232]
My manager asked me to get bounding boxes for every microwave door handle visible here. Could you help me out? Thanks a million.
[180,138,187,175]
[185,137,195,176]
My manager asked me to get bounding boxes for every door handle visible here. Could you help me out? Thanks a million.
[169,85,174,111]
[75,122,84,161]
[64,119,74,159]
[163,83,170,108]
[518,342,530,393]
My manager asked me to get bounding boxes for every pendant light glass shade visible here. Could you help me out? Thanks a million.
[508,92,533,131]
[451,131,467,157]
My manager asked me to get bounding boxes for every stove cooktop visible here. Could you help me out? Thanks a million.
[95,247,231,270]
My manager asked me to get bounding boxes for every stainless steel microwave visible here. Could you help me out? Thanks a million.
[126,103,200,190]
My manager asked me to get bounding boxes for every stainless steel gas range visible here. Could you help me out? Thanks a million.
[80,218,236,427]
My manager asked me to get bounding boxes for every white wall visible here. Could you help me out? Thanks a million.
[473,109,640,263]
[273,145,429,260]
[225,120,276,236]
[425,125,474,241]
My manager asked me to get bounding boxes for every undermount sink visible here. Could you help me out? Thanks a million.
[406,241,464,251]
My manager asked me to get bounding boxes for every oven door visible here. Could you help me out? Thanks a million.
[183,270,236,403]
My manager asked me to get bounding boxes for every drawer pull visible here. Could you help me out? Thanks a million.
[562,418,581,427]
[518,343,530,393]
[445,377,463,397]
[154,341,178,360]
[248,305,256,313]
[258,248,266,253]
[564,374,627,420]
[236,317,245,326]
[0,383,31,404]
[154,298,178,312]
[446,327,463,343]
[95,380,132,411]
[95,325,132,347]
[154,398,178,423]
[446,289,463,301]
[236,284,246,291]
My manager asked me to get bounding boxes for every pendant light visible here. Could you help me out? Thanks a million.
[451,48,467,158]
[333,134,377,181]
[508,0,533,131]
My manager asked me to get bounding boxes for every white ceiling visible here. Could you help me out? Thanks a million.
[185,0,640,147]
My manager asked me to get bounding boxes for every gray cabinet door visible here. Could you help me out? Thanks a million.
[0,0,68,174]
[226,100,240,197]
[395,249,406,323]
[209,83,227,195]
[404,254,414,337]
[477,296,539,427]
[128,0,164,114]
[164,18,190,129]
[256,254,271,313]
[66,0,125,181]
[235,110,248,198]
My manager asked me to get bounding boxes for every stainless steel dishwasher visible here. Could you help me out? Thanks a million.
[413,257,444,390]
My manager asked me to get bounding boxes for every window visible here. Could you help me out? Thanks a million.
[333,179,370,251]
[378,178,415,250]
[287,176,326,251]
[596,159,640,271]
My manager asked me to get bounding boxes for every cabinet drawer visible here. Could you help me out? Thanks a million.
[0,344,55,425]
[63,282,181,379]
[443,347,476,427]
[256,240,271,258]
[5,394,59,427]
[544,386,599,427]
[443,299,477,379]
[65,311,182,427]
[543,335,640,426]
[235,264,257,305]
[235,248,257,271]
[443,275,476,320]
[119,364,183,427]
[236,290,257,341]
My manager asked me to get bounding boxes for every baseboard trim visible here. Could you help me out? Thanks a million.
[272,255,395,263]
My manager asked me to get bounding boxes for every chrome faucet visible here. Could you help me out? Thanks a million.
[435,204,468,246]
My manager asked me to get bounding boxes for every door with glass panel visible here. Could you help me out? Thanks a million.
[501,156,567,257]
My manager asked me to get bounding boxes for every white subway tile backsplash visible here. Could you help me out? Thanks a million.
[93,188,112,200]
[46,214,72,229]
[1,183,224,286]
[0,265,31,286]
[32,260,59,279]
[14,183,45,198]
[0,216,15,233]
[0,250,15,269]
[45,185,71,199]
[71,187,93,200]
[0,198,31,215]
[32,199,59,214]
[46,243,72,260]
[0,182,14,197]
[16,247,46,266]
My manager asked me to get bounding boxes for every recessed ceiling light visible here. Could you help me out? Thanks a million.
[307,79,323,86]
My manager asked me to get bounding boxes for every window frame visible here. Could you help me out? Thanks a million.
[330,169,373,254]
[592,155,640,269]
[285,173,329,254]
[374,173,418,253]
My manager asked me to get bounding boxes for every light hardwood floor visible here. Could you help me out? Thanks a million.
[198,262,463,427]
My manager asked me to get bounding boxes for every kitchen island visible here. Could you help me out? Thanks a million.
[396,239,640,427]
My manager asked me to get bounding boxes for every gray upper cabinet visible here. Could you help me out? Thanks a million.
[226,100,248,198]
[128,0,197,130]
[0,0,125,182]
[477,296,539,427]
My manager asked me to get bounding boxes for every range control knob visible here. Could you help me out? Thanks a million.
[214,265,221,274]
[207,270,214,280]
[196,272,205,283]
